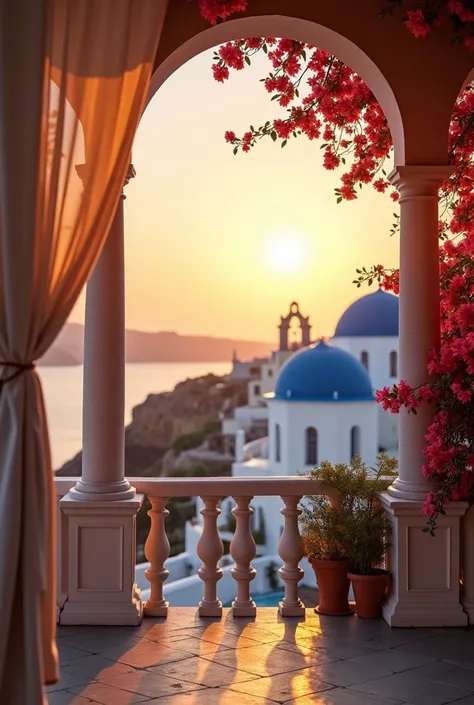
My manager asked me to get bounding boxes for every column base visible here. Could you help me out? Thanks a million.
[379,493,468,628]
[461,599,474,625]
[68,479,136,502]
[60,592,143,626]
[279,600,305,618]
[387,477,433,503]
[60,493,144,626]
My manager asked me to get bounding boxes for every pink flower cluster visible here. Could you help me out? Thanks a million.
[196,0,247,24]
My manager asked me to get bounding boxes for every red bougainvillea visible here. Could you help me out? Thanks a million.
[196,0,474,531]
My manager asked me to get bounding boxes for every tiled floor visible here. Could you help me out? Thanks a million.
[50,608,474,704]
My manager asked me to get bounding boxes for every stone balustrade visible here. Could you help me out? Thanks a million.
[132,476,333,619]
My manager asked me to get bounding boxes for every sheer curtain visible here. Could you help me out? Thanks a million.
[0,1,168,703]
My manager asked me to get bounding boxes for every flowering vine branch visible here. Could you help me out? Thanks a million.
[195,0,474,530]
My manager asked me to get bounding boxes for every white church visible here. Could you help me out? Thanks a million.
[224,290,400,555]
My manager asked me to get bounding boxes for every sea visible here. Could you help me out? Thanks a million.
[39,362,231,471]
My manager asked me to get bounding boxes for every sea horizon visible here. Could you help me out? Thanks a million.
[40,361,232,470]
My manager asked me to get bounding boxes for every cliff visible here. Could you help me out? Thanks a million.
[52,322,272,365]
[56,373,248,476]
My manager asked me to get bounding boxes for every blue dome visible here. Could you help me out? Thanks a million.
[274,341,374,403]
[334,289,399,337]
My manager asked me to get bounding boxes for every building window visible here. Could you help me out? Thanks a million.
[360,351,369,371]
[306,427,318,465]
[254,384,261,396]
[350,425,361,459]
[390,350,398,378]
[275,423,281,462]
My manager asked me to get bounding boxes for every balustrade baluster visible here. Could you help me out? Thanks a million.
[278,495,305,617]
[197,496,224,617]
[144,496,170,617]
[230,496,256,617]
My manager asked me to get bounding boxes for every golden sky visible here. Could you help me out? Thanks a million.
[69,47,399,343]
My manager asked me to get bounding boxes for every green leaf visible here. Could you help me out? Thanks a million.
[263,43,268,54]
[336,196,342,204]
[271,94,280,101]
[245,55,251,66]
[294,88,299,98]
[281,139,287,148]
[271,130,277,142]
[233,146,238,155]
[301,49,307,61]
[341,157,346,164]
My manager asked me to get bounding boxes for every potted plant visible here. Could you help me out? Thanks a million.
[301,461,357,615]
[301,455,397,617]
[346,455,398,619]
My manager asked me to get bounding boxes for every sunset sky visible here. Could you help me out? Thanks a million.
[69,47,399,343]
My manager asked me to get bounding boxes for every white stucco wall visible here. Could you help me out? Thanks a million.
[267,398,379,474]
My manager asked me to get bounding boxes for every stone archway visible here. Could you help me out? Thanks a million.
[145,12,405,163]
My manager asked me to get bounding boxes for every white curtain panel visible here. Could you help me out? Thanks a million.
[0,1,168,703]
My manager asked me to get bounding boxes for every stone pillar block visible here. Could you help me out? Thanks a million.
[380,493,468,627]
[59,494,143,626]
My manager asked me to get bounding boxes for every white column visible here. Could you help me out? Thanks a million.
[379,165,467,628]
[70,164,136,501]
[388,165,452,501]
[60,165,143,626]
[235,429,246,462]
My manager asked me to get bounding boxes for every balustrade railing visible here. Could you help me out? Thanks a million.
[133,476,334,619]
[54,475,336,621]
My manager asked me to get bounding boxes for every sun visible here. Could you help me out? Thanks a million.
[264,231,305,272]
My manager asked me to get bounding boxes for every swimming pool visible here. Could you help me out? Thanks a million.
[224,591,284,607]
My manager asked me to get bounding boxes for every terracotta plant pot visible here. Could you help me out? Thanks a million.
[309,557,353,615]
[348,570,389,619]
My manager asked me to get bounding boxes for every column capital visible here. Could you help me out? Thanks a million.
[388,165,453,199]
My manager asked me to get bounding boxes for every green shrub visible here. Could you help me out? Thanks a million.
[301,455,398,569]
[172,430,206,455]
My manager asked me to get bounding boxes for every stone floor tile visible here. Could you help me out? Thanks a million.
[148,654,260,687]
[275,642,340,665]
[309,658,394,687]
[99,641,195,668]
[394,635,467,659]
[286,687,404,704]
[98,670,205,698]
[61,654,136,680]
[350,671,474,705]
[46,673,92,693]
[180,629,263,650]
[444,656,474,671]
[202,642,325,677]
[146,687,280,703]
[227,668,334,703]
[160,635,233,656]
[59,632,142,654]
[405,661,474,691]
[365,629,442,650]
[46,692,101,705]
[292,635,383,660]
[69,681,150,704]
[58,645,93,666]
[347,645,437,672]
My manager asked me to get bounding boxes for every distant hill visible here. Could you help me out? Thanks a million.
[38,346,80,367]
[47,322,273,365]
